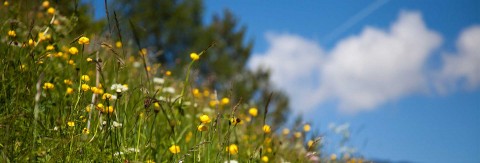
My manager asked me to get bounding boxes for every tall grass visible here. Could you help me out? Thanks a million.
[0,1,367,162]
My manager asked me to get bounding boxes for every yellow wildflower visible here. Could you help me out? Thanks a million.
[203,90,210,97]
[3,1,9,6]
[96,103,104,110]
[226,144,238,155]
[47,7,55,15]
[308,140,315,148]
[221,97,230,105]
[209,100,218,107]
[78,36,90,45]
[197,124,207,132]
[67,121,75,127]
[85,105,91,112]
[81,84,90,91]
[282,128,290,135]
[105,106,114,114]
[28,39,35,46]
[66,87,74,95]
[54,52,63,57]
[230,117,241,125]
[46,45,54,51]
[42,1,49,8]
[86,57,93,62]
[102,93,112,100]
[263,125,271,134]
[165,71,171,76]
[192,88,200,97]
[185,131,193,142]
[168,145,180,154]
[294,132,302,138]
[64,79,73,85]
[190,52,199,61]
[303,124,311,132]
[91,87,104,94]
[43,82,54,90]
[82,128,90,134]
[7,30,16,37]
[20,65,27,71]
[261,156,269,162]
[330,154,337,161]
[115,41,122,48]
[68,59,75,65]
[199,114,211,124]
[139,48,147,56]
[249,107,258,117]
[68,47,78,55]
[81,75,90,82]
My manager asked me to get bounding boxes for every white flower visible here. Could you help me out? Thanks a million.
[224,160,238,163]
[111,84,128,93]
[153,77,165,84]
[162,87,175,94]
[53,126,59,131]
[133,61,141,68]
[112,121,123,128]
[111,95,117,100]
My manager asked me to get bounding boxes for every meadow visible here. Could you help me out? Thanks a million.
[0,1,364,162]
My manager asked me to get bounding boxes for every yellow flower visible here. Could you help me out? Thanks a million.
[64,79,73,85]
[190,52,199,61]
[54,52,63,57]
[221,97,230,105]
[249,107,258,117]
[263,125,271,134]
[28,39,35,46]
[78,36,90,45]
[330,154,337,160]
[154,102,160,109]
[105,106,114,114]
[85,105,91,112]
[102,93,112,100]
[199,114,211,124]
[308,140,315,148]
[68,59,75,65]
[226,144,238,155]
[68,47,78,55]
[139,48,147,56]
[185,131,193,142]
[146,66,151,72]
[203,90,210,97]
[168,145,180,154]
[97,103,104,110]
[165,71,171,76]
[91,87,104,94]
[197,124,207,132]
[294,132,302,138]
[282,128,290,135]
[81,84,90,91]
[303,124,311,132]
[47,7,55,15]
[81,75,90,82]
[67,121,75,127]
[230,117,241,125]
[209,100,218,107]
[66,87,74,95]
[19,65,27,71]
[43,82,54,90]
[3,1,9,6]
[7,30,16,37]
[115,41,122,48]
[261,156,269,162]
[192,88,200,97]
[42,1,49,8]
[267,148,272,153]
[82,128,90,134]
[145,160,155,163]
[86,57,93,62]
[46,45,54,51]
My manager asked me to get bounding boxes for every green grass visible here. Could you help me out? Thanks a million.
[0,1,366,162]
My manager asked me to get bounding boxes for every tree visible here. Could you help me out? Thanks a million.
[110,0,290,126]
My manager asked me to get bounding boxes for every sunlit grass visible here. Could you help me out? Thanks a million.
[0,1,366,162]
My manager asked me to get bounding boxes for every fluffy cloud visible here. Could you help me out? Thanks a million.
[249,33,324,109]
[318,11,442,113]
[436,26,480,92]
[249,11,445,114]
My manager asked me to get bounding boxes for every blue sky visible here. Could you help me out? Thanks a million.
[91,1,480,162]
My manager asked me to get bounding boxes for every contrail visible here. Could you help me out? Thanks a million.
[322,0,390,45]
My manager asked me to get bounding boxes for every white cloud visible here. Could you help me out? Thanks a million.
[249,33,324,109]
[249,11,444,114]
[436,26,480,92]
[318,11,442,113]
